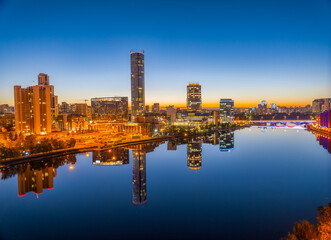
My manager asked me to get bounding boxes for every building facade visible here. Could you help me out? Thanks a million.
[130,51,145,117]
[187,83,201,112]
[14,85,52,134]
[313,98,331,114]
[91,97,128,120]
[220,99,234,122]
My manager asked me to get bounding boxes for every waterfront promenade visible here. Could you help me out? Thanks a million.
[0,125,249,166]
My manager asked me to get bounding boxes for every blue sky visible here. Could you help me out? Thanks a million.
[0,0,330,107]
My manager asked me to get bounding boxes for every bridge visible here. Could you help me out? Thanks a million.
[249,120,314,129]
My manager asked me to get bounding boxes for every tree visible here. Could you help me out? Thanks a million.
[23,135,37,152]
[283,203,331,240]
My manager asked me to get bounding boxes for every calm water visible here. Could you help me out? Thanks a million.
[0,127,330,240]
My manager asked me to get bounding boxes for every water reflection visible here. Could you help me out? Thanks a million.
[18,165,57,197]
[92,148,129,166]
[187,140,202,170]
[0,155,76,197]
[219,132,234,152]
[132,151,146,205]
[312,131,331,154]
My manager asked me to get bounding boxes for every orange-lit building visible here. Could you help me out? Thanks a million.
[187,83,202,112]
[14,73,57,134]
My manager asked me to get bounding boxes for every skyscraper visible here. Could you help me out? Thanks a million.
[187,83,201,112]
[219,99,234,122]
[130,50,145,117]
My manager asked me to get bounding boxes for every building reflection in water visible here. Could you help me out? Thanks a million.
[219,132,234,152]
[0,155,77,197]
[132,150,147,205]
[18,165,57,197]
[130,142,162,206]
[92,148,129,166]
[314,132,331,154]
[187,139,202,170]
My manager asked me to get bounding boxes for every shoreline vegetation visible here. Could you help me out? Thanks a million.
[0,123,249,165]
[282,203,331,240]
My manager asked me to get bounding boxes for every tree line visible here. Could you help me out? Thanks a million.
[0,134,76,160]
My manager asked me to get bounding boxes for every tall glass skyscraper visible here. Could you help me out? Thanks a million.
[130,50,145,117]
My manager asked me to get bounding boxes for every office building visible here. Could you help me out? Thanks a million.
[219,99,234,122]
[71,103,88,116]
[91,97,128,120]
[130,50,145,117]
[14,84,52,134]
[187,83,201,112]
[145,105,150,113]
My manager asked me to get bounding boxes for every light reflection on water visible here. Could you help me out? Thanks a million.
[0,127,330,240]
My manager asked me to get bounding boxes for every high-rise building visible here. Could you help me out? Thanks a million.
[270,103,276,109]
[261,100,267,107]
[132,150,147,205]
[145,105,150,113]
[219,99,234,122]
[38,73,58,118]
[130,50,145,117]
[187,83,201,112]
[91,97,128,120]
[152,103,160,113]
[14,85,52,134]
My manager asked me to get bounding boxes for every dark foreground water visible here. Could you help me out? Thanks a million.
[0,127,330,240]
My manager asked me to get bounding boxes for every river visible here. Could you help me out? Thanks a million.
[0,127,330,240]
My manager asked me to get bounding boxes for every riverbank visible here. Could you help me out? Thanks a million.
[0,124,250,166]
[309,124,331,137]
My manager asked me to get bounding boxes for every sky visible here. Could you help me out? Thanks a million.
[0,0,330,108]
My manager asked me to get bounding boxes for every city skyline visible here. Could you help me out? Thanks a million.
[0,0,330,107]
